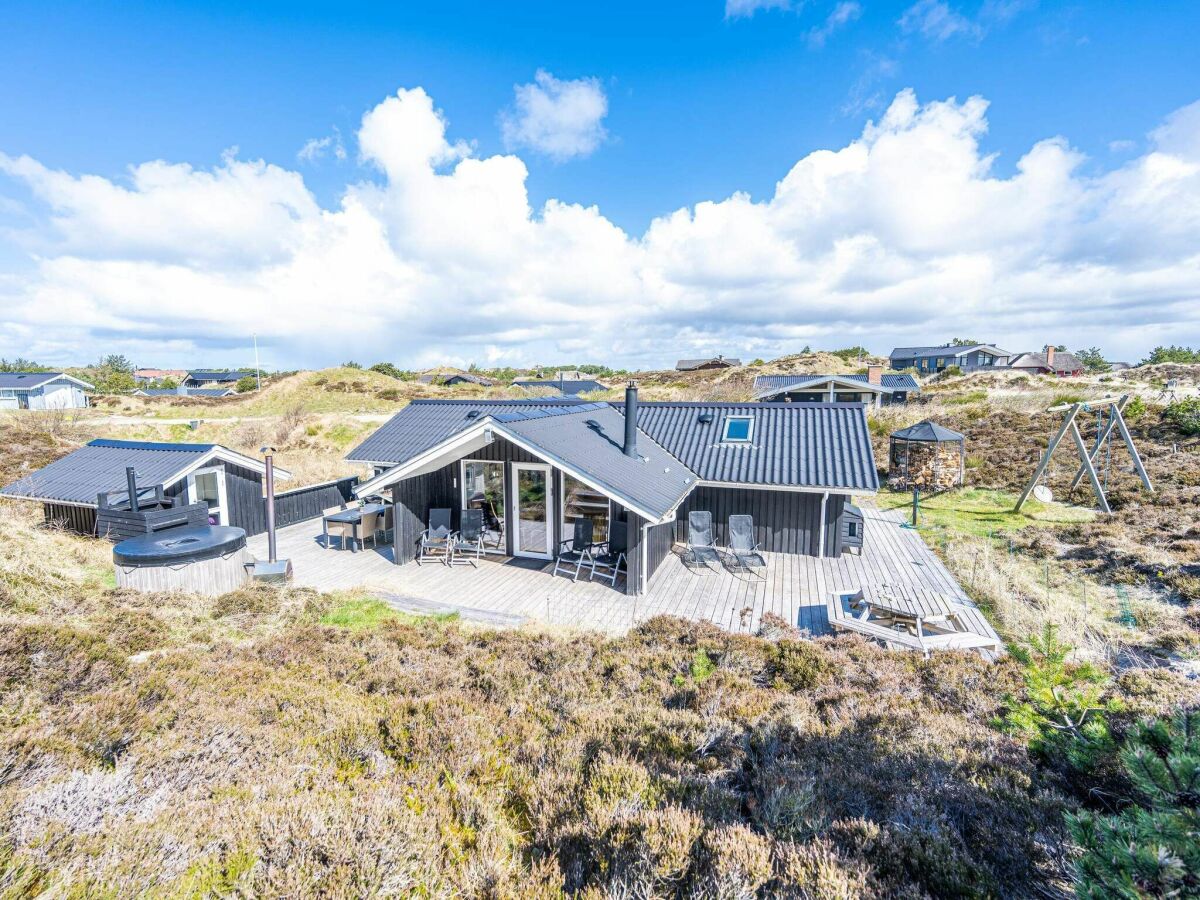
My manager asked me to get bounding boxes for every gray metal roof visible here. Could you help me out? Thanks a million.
[623,402,879,493]
[675,357,743,370]
[0,372,74,390]
[889,344,1011,359]
[1009,351,1084,372]
[0,439,217,505]
[186,370,252,382]
[753,373,920,396]
[346,400,585,463]
[890,420,964,443]
[500,405,697,519]
[512,379,605,395]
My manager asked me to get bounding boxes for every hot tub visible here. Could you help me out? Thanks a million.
[113,525,249,596]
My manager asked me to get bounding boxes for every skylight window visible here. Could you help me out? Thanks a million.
[722,416,753,443]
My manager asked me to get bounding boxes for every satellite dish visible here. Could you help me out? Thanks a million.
[1033,485,1053,503]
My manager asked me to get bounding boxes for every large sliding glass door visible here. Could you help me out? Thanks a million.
[461,460,505,552]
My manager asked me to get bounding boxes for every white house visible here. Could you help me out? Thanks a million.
[0,372,94,410]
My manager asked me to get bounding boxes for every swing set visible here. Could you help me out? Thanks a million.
[1014,395,1154,514]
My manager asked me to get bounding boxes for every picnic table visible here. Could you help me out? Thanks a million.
[323,503,387,552]
[854,585,959,635]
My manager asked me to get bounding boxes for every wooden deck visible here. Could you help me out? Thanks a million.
[248,506,1001,644]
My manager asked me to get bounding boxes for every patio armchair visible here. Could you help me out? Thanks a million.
[726,515,766,579]
[553,519,596,582]
[589,520,627,586]
[450,509,486,567]
[418,508,455,565]
[684,511,721,570]
[481,497,505,550]
[322,503,352,550]
[352,510,382,552]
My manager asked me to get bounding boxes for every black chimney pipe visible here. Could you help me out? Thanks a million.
[623,381,639,457]
[261,447,278,563]
[125,467,139,512]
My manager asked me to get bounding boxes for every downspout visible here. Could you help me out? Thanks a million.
[640,522,649,594]
[818,491,829,557]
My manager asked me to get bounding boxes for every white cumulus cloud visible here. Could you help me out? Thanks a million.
[725,0,792,19]
[1,87,1199,371]
[499,70,608,162]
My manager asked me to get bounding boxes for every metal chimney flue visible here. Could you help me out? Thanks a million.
[125,467,140,512]
[623,381,639,458]
[261,447,277,563]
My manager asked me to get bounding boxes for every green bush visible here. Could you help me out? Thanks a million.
[1068,710,1199,898]
[765,640,831,690]
[1164,398,1200,435]
[1123,396,1147,422]
[235,375,257,393]
[942,364,963,377]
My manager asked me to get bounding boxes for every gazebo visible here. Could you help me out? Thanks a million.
[888,420,966,491]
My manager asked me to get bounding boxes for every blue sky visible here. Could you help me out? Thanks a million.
[1,1,1199,369]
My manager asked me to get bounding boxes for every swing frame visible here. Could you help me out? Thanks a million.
[1014,395,1153,514]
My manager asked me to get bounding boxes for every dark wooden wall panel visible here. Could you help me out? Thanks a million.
[223,463,268,537]
[273,477,358,529]
[42,503,97,536]
[672,486,849,557]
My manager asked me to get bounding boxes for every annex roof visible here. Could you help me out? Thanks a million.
[1009,351,1084,372]
[133,388,236,397]
[0,439,289,506]
[890,420,965,443]
[0,372,94,391]
[752,373,920,399]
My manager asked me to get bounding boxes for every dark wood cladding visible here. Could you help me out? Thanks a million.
[42,503,98,535]
[223,463,267,537]
[389,436,560,564]
[96,502,209,541]
[671,486,847,557]
[273,477,358,529]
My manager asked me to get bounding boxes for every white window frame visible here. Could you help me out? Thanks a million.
[721,415,755,443]
[560,472,612,546]
[460,459,506,555]
[186,465,228,526]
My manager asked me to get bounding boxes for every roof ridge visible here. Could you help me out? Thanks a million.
[88,438,215,452]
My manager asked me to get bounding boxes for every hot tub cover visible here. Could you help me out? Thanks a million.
[114,525,246,565]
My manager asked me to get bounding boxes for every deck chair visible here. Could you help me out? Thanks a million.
[450,509,485,567]
[685,511,721,569]
[589,520,627,586]
[352,510,382,552]
[418,508,455,565]
[481,497,505,550]
[553,519,595,581]
[726,515,766,579]
[323,503,352,550]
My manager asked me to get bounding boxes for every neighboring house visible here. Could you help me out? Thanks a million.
[1108,362,1133,371]
[675,355,742,372]
[0,439,291,536]
[1008,347,1085,376]
[184,370,254,388]
[345,386,878,594]
[889,344,1013,374]
[442,373,496,387]
[132,387,237,398]
[134,368,188,384]
[513,378,605,396]
[0,372,93,410]
[753,366,920,406]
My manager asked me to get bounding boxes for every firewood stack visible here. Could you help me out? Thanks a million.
[889,437,963,491]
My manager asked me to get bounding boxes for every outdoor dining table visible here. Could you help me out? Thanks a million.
[323,503,387,552]
[855,585,958,633]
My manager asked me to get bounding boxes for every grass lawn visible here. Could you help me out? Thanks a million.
[319,594,458,630]
[874,487,1095,538]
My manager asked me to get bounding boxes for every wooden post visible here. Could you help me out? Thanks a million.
[1111,405,1154,493]
[1014,403,1081,511]
[1068,417,1111,513]
[1068,396,1126,492]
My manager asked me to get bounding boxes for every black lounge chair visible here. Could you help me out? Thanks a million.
[450,508,485,566]
[419,508,455,565]
[685,511,721,569]
[553,519,596,582]
[726,515,766,579]
[589,520,627,586]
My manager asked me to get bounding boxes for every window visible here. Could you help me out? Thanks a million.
[722,416,753,442]
[936,357,945,368]
[847,521,859,538]
[461,460,505,550]
[562,474,609,543]
[186,466,227,525]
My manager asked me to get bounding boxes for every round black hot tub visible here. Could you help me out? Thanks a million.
[114,525,249,596]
